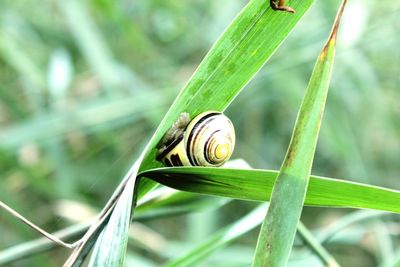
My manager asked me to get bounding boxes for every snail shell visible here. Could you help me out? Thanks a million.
[156,111,235,167]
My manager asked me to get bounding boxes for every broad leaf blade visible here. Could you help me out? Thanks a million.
[87,177,135,267]
[140,168,400,213]
[64,162,141,266]
[252,2,347,266]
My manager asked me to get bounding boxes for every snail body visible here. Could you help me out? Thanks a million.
[156,111,235,167]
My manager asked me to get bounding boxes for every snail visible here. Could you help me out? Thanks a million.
[156,111,235,167]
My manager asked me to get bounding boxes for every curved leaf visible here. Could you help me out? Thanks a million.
[140,167,400,213]
[252,2,347,266]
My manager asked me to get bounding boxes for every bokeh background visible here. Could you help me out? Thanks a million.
[0,0,399,266]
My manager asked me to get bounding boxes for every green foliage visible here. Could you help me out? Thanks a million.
[141,167,400,213]
[252,6,342,265]
[83,0,317,264]
[0,0,399,266]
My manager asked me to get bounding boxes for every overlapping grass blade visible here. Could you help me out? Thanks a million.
[140,167,400,213]
[64,161,141,266]
[87,177,135,267]
[253,2,346,265]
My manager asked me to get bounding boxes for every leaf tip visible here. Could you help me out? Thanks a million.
[324,0,347,50]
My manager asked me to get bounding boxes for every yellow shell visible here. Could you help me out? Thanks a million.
[157,111,235,167]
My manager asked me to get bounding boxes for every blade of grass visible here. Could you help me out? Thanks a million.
[87,176,135,267]
[0,200,73,249]
[63,159,141,267]
[252,2,347,266]
[140,167,400,213]
[297,222,340,267]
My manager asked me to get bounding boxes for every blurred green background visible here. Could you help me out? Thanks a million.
[0,0,399,266]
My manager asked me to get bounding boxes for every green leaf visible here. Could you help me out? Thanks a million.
[87,177,135,267]
[252,2,347,266]
[64,161,141,266]
[297,222,340,267]
[140,167,400,213]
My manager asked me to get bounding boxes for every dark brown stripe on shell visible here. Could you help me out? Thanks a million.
[170,154,183,166]
[156,133,184,161]
[186,112,220,165]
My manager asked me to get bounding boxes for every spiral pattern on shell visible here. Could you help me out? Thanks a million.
[184,112,235,167]
[156,111,235,167]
